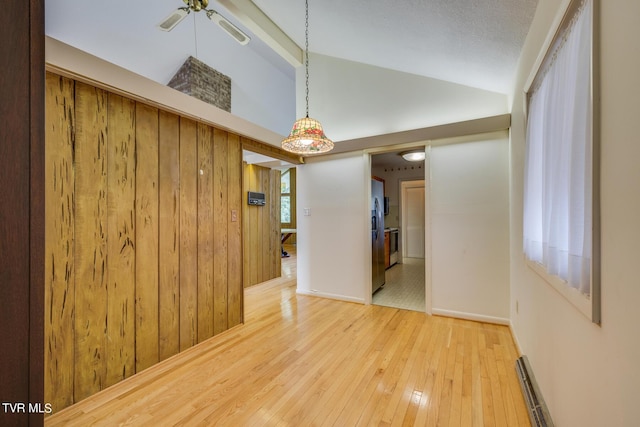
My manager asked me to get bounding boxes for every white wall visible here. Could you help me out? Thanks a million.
[510,0,640,425]
[298,132,510,323]
[296,153,370,303]
[301,53,509,142]
[431,133,510,323]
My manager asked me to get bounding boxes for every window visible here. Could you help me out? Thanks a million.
[523,0,600,323]
[281,168,296,228]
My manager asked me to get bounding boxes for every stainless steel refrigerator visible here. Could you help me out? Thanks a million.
[371,179,385,293]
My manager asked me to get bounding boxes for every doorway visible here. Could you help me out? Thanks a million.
[370,152,427,312]
[401,180,425,259]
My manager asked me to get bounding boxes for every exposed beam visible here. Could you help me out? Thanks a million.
[218,0,303,67]
[329,114,512,155]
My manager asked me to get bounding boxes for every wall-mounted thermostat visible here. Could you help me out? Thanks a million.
[247,191,266,206]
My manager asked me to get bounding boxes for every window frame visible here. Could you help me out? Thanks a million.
[523,0,601,324]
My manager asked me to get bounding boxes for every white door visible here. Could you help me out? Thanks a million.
[401,180,425,258]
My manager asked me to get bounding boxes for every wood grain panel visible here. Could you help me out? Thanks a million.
[135,103,160,372]
[73,81,108,402]
[158,110,181,360]
[261,168,271,281]
[44,72,75,411]
[179,117,198,351]
[242,162,281,288]
[197,123,215,342]
[213,128,229,335]
[227,134,243,327]
[270,169,282,279]
[250,165,261,285]
[44,73,263,411]
[242,162,250,289]
[106,93,136,387]
[241,136,303,165]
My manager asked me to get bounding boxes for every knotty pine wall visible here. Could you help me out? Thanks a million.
[44,72,245,411]
[242,163,281,287]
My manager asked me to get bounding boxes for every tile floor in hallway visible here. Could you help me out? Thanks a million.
[373,257,426,312]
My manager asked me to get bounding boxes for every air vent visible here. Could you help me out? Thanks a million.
[515,356,554,427]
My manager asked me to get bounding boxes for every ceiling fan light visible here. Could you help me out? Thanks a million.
[282,117,334,155]
[400,150,425,162]
[207,11,251,45]
[158,8,190,32]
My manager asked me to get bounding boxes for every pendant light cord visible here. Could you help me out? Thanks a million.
[305,0,310,118]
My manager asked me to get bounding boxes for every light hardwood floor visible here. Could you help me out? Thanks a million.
[45,245,530,426]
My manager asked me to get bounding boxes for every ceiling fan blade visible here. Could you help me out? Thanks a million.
[158,8,190,32]
[206,10,250,45]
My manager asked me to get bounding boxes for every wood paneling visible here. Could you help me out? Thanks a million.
[44,73,248,412]
[227,134,243,328]
[242,162,282,288]
[106,93,136,387]
[44,72,76,411]
[197,123,215,343]
[269,169,282,279]
[73,81,108,401]
[134,102,159,372]
[179,118,199,351]
[158,110,181,360]
[213,129,229,334]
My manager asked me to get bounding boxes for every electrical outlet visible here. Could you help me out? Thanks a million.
[304,208,311,216]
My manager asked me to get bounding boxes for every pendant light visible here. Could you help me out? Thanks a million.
[281,0,334,155]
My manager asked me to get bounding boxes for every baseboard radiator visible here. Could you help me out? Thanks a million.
[515,356,554,427]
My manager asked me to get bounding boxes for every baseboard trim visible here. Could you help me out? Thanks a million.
[432,308,510,325]
[509,321,524,355]
[296,289,365,305]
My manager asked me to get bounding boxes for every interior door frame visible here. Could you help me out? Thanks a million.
[400,179,426,259]
[366,146,432,314]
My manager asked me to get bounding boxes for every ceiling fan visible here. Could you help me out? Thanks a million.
[158,0,250,45]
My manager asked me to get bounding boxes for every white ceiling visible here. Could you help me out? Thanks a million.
[46,0,538,95]
[252,0,539,94]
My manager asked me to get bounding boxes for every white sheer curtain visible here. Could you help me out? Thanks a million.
[524,0,592,295]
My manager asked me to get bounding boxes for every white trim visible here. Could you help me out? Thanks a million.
[526,258,592,320]
[432,309,510,326]
[509,322,524,356]
[296,289,365,305]
[424,146,433,315]
[364,152,374,305]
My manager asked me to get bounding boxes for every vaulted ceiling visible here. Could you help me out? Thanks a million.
[45,0,538,152]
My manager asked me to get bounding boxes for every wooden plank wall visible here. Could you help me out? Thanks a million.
[242,161,282,288]
[44,72,244,412]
